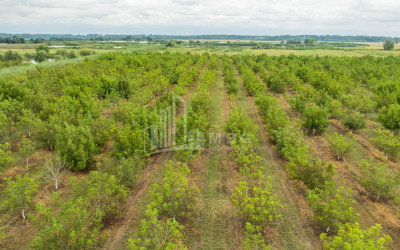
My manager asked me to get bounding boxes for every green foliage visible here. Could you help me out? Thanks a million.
[372,129,400,160]
[383,40,395,50]
[35,45,49,53]
[358,159,400,201]
[67,51,77,59]
[326,132,354,160]
[304,38,317,46]
[320,222,392,250]
[129,207,186,250]
[225,107,257,136]
[0,142,13,169]
[243,222,270,250]
[238,66,264,96]
[326,99,343,119]
[18,135,35,166]
[303,104,330,134]
[79,49,95,56]
[1,174,39,219]
[0,50,22,62]
[287,153,336,190]
[70,171,129,222]
[343,111,366,132]
[222,56,239,96]
[307,182,358,232]
[102,156,145,188]
[150,162,199,220]
[378,104,400,130]
[231,180,282,226]
[289,93,308,114]
[30,196,105,249]
[267,73,286,93]
[56,123,97,171]
[34,51,48,63]
[166,41,176,48]
[0,219,6,240]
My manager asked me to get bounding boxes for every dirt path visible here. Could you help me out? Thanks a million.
[102,62,209,250]
[233,63,319,249]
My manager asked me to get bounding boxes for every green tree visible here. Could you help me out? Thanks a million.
[56,123,97,171]
[378,104,400,130]
[307,182,358,232]
[303,104,330,135]
[304,38,317,46]
[166,41,176,48]
[243,222,270,250]
[18,135,35,166]
[343,111,366,133]
[0,111,12,142]
[358,159,399,201]
[326,132,354,160]
[1,174,39,219]
[129,207,185,250]
[383,40,395,50]
[102,156,144,188]
[289,94,308,114]
[372,129,400,160]
[35,45,49,53]
[150,162,199,220]
[320,223,392,249]
[287,153,336,190]
[18,109,39,138]
[67,51,76,59]
[70,171,129,222]
[30,196,105,249]
[34,50,48,63]
[0,142,13,169]
[231,180,282,226]
[79,49,94,56]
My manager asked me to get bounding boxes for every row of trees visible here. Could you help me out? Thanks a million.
[130,58,216,248]
[223,60,278,249]
[234,55,392,248]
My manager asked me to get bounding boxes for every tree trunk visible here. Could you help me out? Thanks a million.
[28,131,31,138]
[326,225,329,232]
[337,155,340,160]
[22,209,26,220]
[55,179,58,190]
[312,128,316,135]
[385,154,388,161]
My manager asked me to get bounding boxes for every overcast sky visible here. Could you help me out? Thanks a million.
[1,0,399,36]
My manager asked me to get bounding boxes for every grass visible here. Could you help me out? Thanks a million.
[194,61,237,249]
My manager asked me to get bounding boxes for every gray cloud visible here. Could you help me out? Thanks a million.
[0,0,399,36]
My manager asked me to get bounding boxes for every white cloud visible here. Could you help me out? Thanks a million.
[0,0,399,35]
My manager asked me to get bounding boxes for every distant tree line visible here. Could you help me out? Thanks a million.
[0,35,25,44]
[1,33,399,42]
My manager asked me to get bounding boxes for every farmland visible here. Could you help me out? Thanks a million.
[0,45,400,249]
